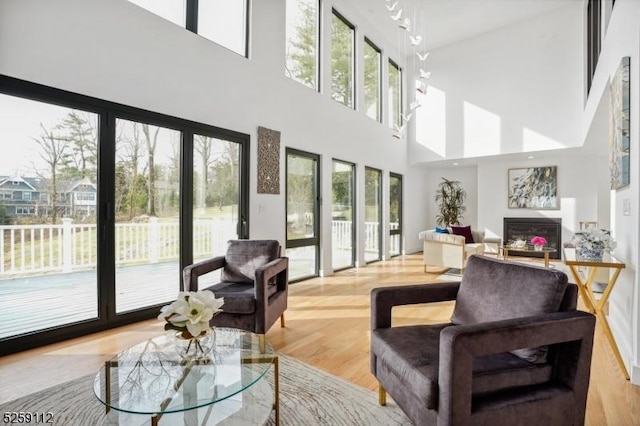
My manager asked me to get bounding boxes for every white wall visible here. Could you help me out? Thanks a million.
[583,0,640,384]
[476,154,610,244]
[0,0,429,273]
[410,3,583,162]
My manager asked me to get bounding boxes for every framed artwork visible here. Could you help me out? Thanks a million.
[508,166,558,209]
[609,56,630,190]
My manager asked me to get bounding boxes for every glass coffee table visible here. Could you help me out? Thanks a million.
[500,245,557,268]
[93,327,279,425]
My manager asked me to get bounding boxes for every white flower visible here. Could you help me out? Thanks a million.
[158,290,224,338]
[571,229,617,251]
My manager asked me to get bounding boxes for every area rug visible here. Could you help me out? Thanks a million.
[0,354,410,425]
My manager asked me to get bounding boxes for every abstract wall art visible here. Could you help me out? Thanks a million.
[609,56,630,190]
[508,166,558,209]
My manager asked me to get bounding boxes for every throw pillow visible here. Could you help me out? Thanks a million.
[450,256,569,363]
[434,226,449,234]
[451,225,474,243]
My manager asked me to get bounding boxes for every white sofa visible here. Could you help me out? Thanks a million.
[418,229,501,273]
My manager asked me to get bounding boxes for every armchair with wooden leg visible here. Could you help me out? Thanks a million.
[371,255,596,426]
[182,239,289,352]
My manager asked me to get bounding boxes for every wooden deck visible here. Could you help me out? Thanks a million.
[0,262,183,339]
[0,258,315,339]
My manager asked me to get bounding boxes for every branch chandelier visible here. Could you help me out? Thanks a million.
[384,0,430,139]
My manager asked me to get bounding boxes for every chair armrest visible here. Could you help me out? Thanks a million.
[437,310,596,424]
[182,255,226,291]
[255,257,289,302]
[371,282,460,330]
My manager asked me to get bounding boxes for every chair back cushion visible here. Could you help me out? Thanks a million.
[221,240,281,283]
[451,255,569,362]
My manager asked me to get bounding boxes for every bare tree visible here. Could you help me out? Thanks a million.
[33,124,70,223]
[194,135,214,210]
[140,123,159,216]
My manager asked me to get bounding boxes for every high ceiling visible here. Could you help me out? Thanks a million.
[355,0,578,51]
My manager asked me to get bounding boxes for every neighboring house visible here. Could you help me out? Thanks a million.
[0,175,97,218]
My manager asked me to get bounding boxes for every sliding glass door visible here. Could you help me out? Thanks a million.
[331,159,355,270]
[365,167,382,263]
[192,135,244,288]
[389,173,403,256]
[114,119,182,313]
[0,76,249,355]
[286,148,320,281]
[0,94,99,341]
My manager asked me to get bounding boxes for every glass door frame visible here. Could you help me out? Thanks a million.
[389,172,403,257]
[365,166,383,264]
[285,147,320,282]
[0,75,249,355]
[331,158,356,271]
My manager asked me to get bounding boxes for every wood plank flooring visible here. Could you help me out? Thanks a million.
[0,253,638,425]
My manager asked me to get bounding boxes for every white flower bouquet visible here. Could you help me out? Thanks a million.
[158,290,224,339]
[570,228,617,251]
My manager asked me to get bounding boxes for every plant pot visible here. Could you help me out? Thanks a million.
[576,247,604,261]
[534,245,544,251]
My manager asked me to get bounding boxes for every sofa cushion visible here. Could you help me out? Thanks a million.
[450,255,569,362]
[451,225,475,243]
[371,324,553,410]
[221,240,280,283]
[435,226,449,234]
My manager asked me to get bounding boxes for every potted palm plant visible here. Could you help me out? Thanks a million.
[435,177,467,228]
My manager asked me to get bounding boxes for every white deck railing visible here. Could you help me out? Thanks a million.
[0,219,399,276]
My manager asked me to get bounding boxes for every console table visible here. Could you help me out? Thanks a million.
[563,248,628,380]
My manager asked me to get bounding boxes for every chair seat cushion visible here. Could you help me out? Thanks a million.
[464,243,484,256]
[204,281,256,314]
[371,324,553,410]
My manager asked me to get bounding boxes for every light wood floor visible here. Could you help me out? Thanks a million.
[0,253,638,425]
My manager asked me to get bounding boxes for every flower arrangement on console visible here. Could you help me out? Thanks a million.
[158,290,224,339]
[570,228,617,251]
[530,236,547,247]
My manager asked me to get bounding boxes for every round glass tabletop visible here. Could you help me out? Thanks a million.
[93,327,275,415]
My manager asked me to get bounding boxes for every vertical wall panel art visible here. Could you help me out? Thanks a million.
[257,126,281,194]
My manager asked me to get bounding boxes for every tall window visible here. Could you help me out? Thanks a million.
[197,0,249,56]
[389,173,403,256]
[587,0,602,93]
[365,167,382,263]
[331,10,355,108]
[364,38,382,122]
[128,0,249,57]
[285,0,319,90]
[388,59,402,129]
[286,149,320,281]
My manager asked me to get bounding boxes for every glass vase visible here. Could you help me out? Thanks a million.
[174,329,215,361]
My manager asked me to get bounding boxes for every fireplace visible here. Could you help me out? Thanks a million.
[503,218,562,259]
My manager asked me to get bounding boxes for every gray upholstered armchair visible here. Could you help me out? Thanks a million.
[371,255,596,425]
[183,239,288,351]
